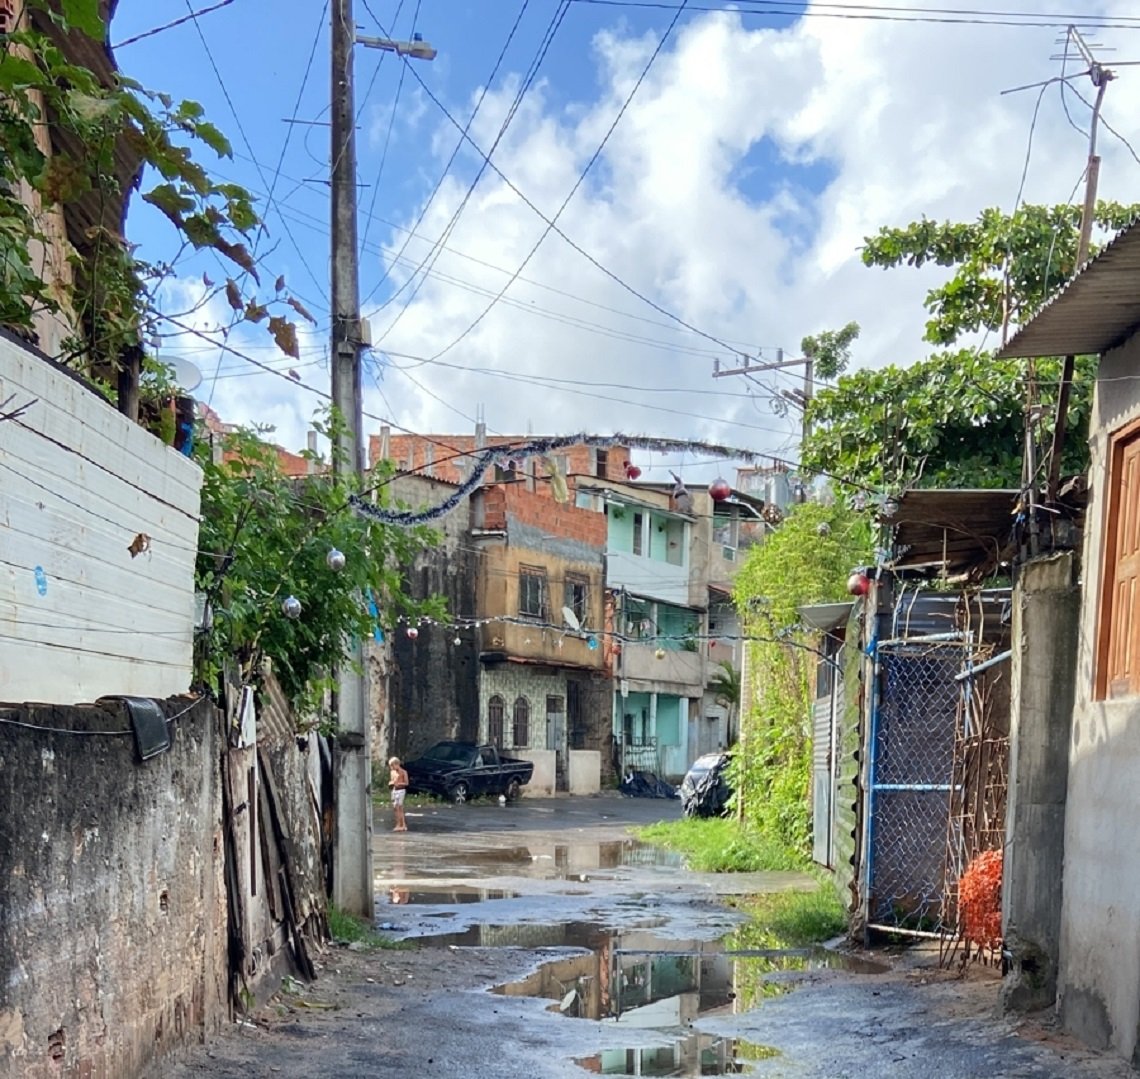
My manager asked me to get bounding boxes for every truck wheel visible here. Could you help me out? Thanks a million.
[505,778,521,802]
[450,781,469,805]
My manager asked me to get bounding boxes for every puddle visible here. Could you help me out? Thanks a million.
[419,920,666,950]
[575,1036,778,1076]
[382,887,517,906]
[436,840,684,880]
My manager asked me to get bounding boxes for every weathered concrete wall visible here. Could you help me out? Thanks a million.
[519,749,557,796]
[1055,333,1140,1063]
[568,750,601,794]
[382,476,480,763]
[833,603,867,915]
[1002,552,1079,1012]
[0,697,227,1078]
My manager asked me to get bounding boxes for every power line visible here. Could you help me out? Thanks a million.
[112,0,236,48]
[570,0,1140,30]
[421,0,692,364]
[360,0,417,257]
[369,0,566,343]
[362,6,768,367]
[358,0,538,311]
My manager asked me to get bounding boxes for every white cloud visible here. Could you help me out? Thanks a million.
[186,3,1140,482]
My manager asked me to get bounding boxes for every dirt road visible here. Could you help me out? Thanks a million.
[166,794,1131,1078]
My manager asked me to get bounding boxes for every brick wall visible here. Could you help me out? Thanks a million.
[370,433,632,488]
[0,697,227,1077]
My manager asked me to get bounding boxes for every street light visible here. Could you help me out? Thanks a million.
[356,31,437,61]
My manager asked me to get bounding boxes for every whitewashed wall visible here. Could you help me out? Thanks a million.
[0,338,203,703]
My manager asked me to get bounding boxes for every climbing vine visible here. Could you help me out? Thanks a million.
[0,0,307,389]
[732,501,872,856]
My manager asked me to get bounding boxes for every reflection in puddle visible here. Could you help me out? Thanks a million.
[482,924,882,1075]
[438,840,684,880]
[383,888,517,905]
[575,1036,778,1076]
[420,920,666,950]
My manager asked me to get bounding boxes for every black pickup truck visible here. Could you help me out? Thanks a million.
[404,741,534,804]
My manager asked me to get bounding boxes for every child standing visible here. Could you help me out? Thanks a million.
[388,756,409,832]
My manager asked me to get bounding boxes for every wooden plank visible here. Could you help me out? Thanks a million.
[0,345,201,508]
[0,630,190,703]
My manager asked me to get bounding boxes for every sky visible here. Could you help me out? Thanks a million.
[108,1,1140,481]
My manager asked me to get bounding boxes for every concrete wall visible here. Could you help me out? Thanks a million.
[0,340,202,703]
[0,697,227,1077]
[1056,333,1140,1062]
[568,750,601,794]
[621,642,704,691]
[381,475,480,763]
[1002,553,1079,1012]
[518,749,556,796]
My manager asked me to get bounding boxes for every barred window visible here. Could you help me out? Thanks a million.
[519,565,547,619]
[512,697,530,747]
[488,695,505,746]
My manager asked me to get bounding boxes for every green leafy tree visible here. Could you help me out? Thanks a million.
[732,502,872,857]
[0,0,310,383]
[802,201,1139,490]
[195,417,444,722]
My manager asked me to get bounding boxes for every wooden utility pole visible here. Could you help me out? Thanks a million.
[713,349,814,444]
[329,0,371,919]
[1046,26,1114,504]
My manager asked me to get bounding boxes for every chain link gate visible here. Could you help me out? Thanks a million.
[864,641,965,936]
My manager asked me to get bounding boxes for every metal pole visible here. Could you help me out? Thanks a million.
[1046,31,1112,505]
[330,0,372,919]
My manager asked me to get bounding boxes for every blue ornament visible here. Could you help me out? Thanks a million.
[586,635,599,651]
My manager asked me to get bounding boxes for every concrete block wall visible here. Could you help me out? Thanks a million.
[568,750,601,794]
[0,697,227,1078]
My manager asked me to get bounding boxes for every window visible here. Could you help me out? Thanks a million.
[513,697,530,747]
[1097,420,1140,699]
[632,512,644,556]
[519,566,547,619]
[624,597,653,640]
[488,695,505,746]
[479,747,497,767]
[564,574,589,628]
[595,449,608,478]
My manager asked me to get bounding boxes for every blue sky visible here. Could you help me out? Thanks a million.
[106,2,1140,473]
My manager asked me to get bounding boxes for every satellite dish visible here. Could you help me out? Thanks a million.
[168,356,203,393]
[562,606,581,632]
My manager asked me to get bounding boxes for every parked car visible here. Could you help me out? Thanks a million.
[403,741,534,804]
[680,752,733,818]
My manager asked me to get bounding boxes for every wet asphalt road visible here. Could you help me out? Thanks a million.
[167,793,1133,1079]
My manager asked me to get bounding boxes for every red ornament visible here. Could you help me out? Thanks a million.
[847,572,870,597]
[625,462,642,480]
[708,477,731,502]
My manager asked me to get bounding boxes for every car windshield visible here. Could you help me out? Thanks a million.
[422,743,472,763]
[687,754,723,777]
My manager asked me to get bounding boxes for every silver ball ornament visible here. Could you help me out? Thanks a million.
[326,547,346,572]
[282,595,302,620]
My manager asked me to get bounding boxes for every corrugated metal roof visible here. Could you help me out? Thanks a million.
[998,220,1140,359]
[886,489,1019,573]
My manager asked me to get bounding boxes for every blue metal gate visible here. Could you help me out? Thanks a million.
[864,642,963,935]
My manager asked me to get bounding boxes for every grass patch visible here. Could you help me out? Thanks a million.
[326,905,410,951]
[636,817,806,873]
[727,884,848,949]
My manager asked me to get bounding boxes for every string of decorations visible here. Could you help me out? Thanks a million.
[349,433,821,527]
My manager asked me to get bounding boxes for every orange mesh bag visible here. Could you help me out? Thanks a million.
[958,849,1003,949]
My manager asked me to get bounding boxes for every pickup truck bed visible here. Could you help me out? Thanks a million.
[404,741,534,803]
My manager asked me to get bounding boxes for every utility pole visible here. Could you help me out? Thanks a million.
[1046,26,1114,504]
[328,0,435,917]
[713,349,814,443]
[330,0,370,920]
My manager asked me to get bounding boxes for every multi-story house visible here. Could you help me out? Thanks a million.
[368,426,763,787]
[368,427,631,790]
[577,477,764,780]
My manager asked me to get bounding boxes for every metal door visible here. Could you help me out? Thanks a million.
[546,695,567,792]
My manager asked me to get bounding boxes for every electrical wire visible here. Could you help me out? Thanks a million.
[0,695,203,736]
[112,0,236,48]
[570,0,1140,31]
[358,0,538,311]
[360,0,417,257]
[419,0,692,365]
